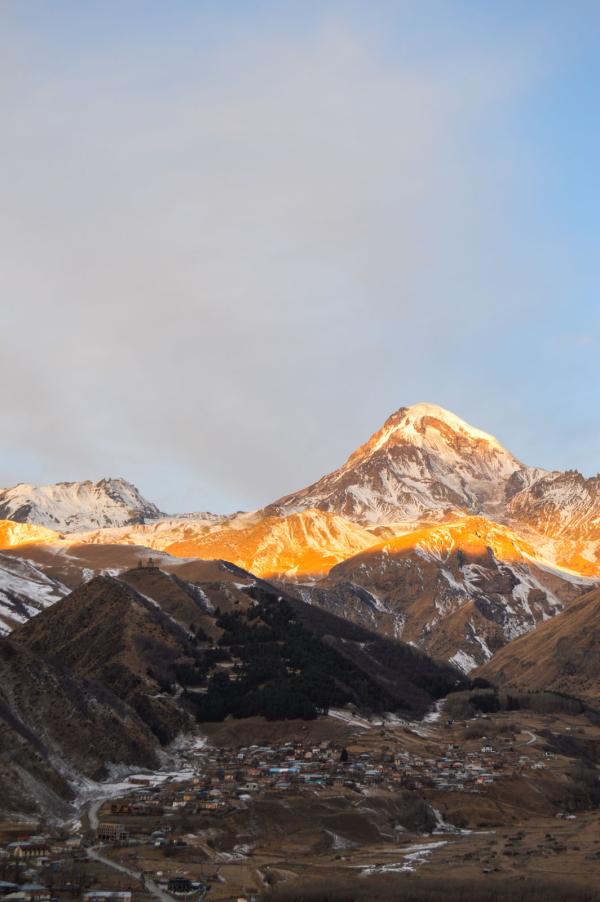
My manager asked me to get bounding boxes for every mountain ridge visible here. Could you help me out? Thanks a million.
[0,477,163,532]
[2,403,599,676]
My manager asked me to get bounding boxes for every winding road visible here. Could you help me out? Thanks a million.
[86,845,173,902]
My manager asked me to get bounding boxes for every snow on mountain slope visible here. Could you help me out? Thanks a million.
[477,584,600,699]
[70,513,237,549]
[163,508,379,578]
[0,552,69,634]
[2,402,598,667]
[269,403,530,525]
[0,478,163,532]
[292,516,595,672]
[0,540,189,591]
[506,469,600,575]
[0,520,62,548]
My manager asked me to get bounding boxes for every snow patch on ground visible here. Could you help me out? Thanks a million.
[449,650,478,673]
[358,840,449,875]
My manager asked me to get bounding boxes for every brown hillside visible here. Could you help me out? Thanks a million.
[12,574,196,742]
[0,638,159,816]
[477,586,600,699]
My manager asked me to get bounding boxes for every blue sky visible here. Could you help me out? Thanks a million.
[1,1,599,512]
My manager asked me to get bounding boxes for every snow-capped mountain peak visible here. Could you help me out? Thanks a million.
[346,403,518,471]
[270,402,527,524]
[390,402,505,448]
[0,477,163,533]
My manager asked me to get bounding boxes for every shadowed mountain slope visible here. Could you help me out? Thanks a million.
[0,637,160,816]
[477,586,600,700]
[0,566,467,815]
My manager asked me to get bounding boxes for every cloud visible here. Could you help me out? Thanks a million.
[0,7,577,509]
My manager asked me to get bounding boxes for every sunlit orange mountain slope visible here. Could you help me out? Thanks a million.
[0,520,62,549]
[164,509,378,578]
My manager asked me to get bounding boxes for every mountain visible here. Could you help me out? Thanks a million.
[69,512,232,549]
[477,585,600,700]
[0,567,249,814]
[1,539,188,590]
[0,566,465,814]
[292,516,593,672]
[0,477,163,532]
[12,574,200,745]
[3,403,598,582]
[185,580,467,723]
[7,512,590,674]
[0,519,62,548]
[1,402,598,677]
[13,569,463,725]
[268,403,527,524]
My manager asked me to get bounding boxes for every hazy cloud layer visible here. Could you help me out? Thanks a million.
[1,3,599,511]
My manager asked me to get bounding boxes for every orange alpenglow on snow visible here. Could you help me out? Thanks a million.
[164,509,378,578]
[366,517,537,564]
[160,512,593,580]
[356,515,597,577]
[0,520,62,550]
[1,404,599,582]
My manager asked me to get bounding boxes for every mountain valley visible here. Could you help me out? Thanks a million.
[1,404,600,901]
[0,562,465,817]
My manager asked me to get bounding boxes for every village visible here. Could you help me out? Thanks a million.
[0,709,570,902]
[102,728,550,810]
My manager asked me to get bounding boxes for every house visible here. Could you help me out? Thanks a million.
[476,774,494,785]
[96,823,128,843]
[302,773,324,785]
[109,803,132,815]
[6,885,50,902]
[8,844,49,862]
[64,837,82,850]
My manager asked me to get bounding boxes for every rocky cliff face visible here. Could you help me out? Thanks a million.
[506,469,600,575]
